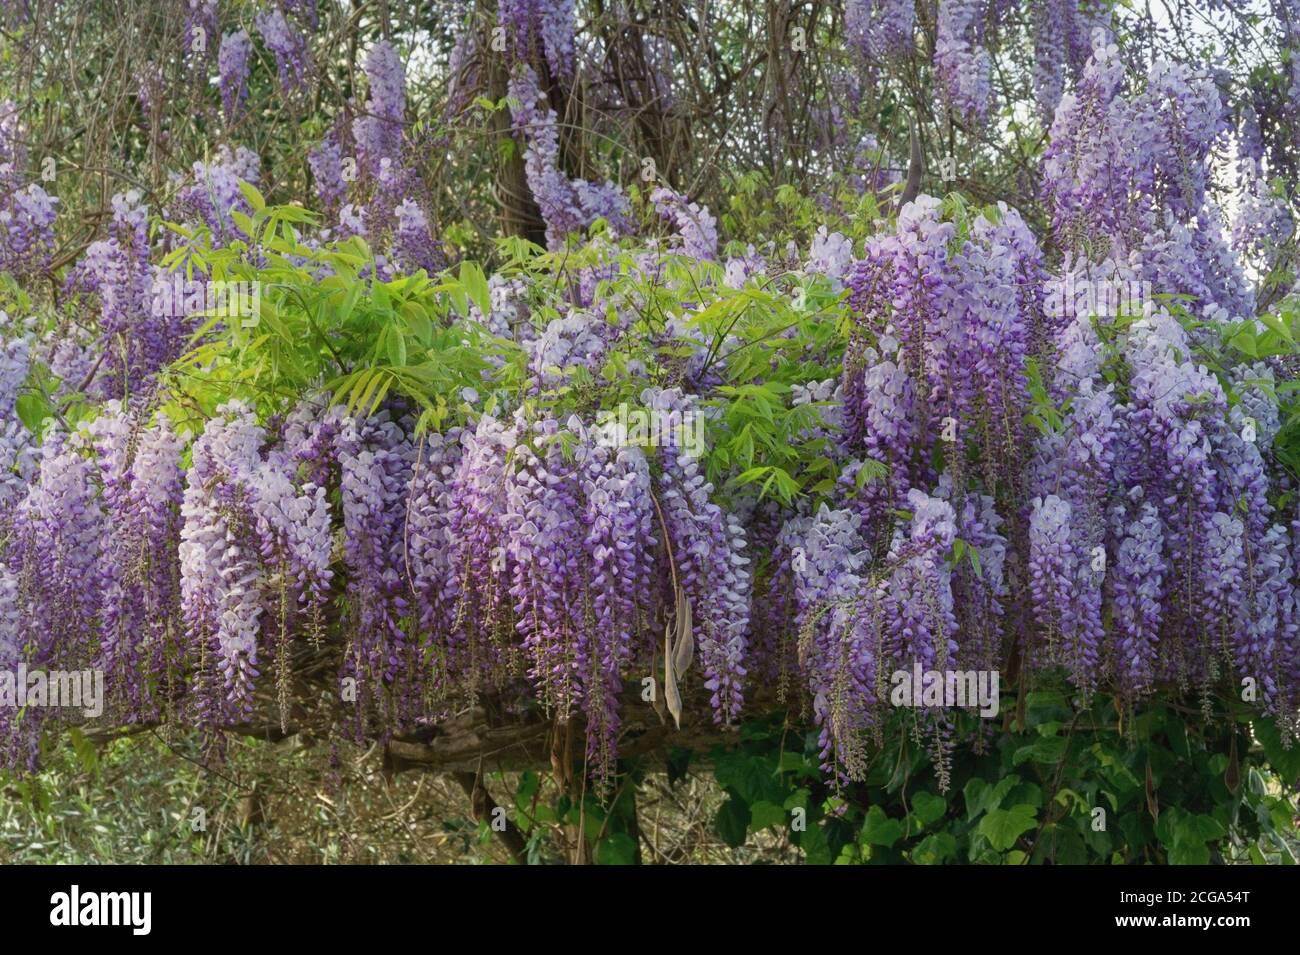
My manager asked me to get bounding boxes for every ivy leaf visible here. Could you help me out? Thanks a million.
[796,822,833,864]
[911,791,947,827]
[1168,842,1211,865]
[978,804,1038,851]
[862,806,903,848]
[911,832,957,864]
[965,775,1017,820]
[1177,813,1226,845]
[1013,736,1068,767]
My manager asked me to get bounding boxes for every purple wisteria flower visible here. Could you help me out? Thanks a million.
[175,144,260,244]
[0,183,57,278]
[255,7,308,91]
[644,387,752,725]
[845,0,916,62]
[498,0,576,78]
[935,0,992,119]
[650,187,718,261]
[218,29,253,120]
[508,66,630,249]
[354,40,406,174]
[308,129,348,215]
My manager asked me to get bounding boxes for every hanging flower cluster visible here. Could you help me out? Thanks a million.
[0,101,57,279]
[218,29,253,121]
[845,0,916,63]
[507,66,630,250]
[254,7,308,92]
[650,188,719,262]
[497,0,577,79]
[1043,32,1253,317]
[178,402,333,730]
[2,11,1300,797]
[300,38,448,276]
[65,190,195,396]
[935,0,992,119]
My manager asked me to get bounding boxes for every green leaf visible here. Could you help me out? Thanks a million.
[911,832,957,864]
[1260,311,1294,345]
[796,821,833,864]
[714,796,750,848]
[353,370,384,414]
[365,373,394,417]
[911,791,947,827]
[1254,718,1300,786]
[67,727,98,775]
[862,806,903,848]
[594,832,639,865]
[405,305,434,346]
[965,775,1017,820]
[230,210,257,240]
[15,392,50,433]
[978,805,1038,851]
[459,261,491,317]
[748,801,787,832]
[1013,736,1068,767]
[1177,813,1226,845]
[1228,326,1259,358]
[386,328,407,368]
[1168,842,1211,865]
[734,466,772,485]
[237,181,266,211]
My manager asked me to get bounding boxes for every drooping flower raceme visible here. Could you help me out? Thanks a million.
[845,0,916,62]
[178,403,268,723]
[497,0,576,78]
[935,0,992,119]
[336,411,417,722]
[508,67,630,249]
[308,129,348,216]
[255,7,308,91]
[90,403,185,722]
[0,323,36,511]
[354,40,406,175]
[218,29,253,121]
[650,187,718,262]
[644,387,752,725]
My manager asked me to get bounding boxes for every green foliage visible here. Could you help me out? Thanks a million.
[694,688,1300,865]
[157,213,859,517]
[720,166,894,252]
[154,209,524,437]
